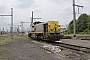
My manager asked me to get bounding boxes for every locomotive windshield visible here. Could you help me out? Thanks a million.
[33,21,42,25]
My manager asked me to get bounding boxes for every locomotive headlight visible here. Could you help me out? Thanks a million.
[59,25,60,27]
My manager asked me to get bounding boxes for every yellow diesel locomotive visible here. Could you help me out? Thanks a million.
[28,20,61,42]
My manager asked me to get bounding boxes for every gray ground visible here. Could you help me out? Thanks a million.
[59,39,90,48]
[0,37,66,60]
[0,37,90,60]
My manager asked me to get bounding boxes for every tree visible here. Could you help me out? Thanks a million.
[68,20,73,34]
[77,13,88,32]
[88,15,90,30]
[69,13,89,34]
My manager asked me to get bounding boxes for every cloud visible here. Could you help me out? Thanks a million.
[0,5,6,13]
[48,0,70,4]
[17,0,35,9]
[34,10,41,12]
[33,4,39,8]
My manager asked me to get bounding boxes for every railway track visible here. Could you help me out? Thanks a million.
[49,42,90,53]
[32,38,90,53]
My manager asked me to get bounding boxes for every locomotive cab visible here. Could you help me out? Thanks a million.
[47,21,60,41]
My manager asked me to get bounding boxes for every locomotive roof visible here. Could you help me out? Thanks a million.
[34,22,48,26]
[33,21,42,25]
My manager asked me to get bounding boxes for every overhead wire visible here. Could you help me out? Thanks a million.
[35,9,72,20]
[76,0,81,5]
[1,0,11,14]
[0,16,10,27]
[76,0,84,15]
[0,0,12,27]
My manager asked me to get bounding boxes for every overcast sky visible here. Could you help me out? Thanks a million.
[0,0,90,31]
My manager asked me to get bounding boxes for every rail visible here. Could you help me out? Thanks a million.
[50,42,90,53]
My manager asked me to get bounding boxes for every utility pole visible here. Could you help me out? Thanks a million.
[73,0,83,37]
[73,0,76,37]
[0,8,13,39]
[31,11,33,26]
[11,8,13,39]
[31,11,42,26]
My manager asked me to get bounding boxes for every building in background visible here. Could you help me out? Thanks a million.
[60,25,68,32]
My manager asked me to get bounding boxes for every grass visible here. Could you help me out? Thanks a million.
[0,46,11,53]
[14,34,30,40]
[0,34,12,60]
[0,35,13,43]
[2,34,48,45]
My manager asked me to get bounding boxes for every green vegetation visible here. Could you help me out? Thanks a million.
[0,35,12,60]
[14,34,30,40]
[0,35,13,43]
[64,13,90,34]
